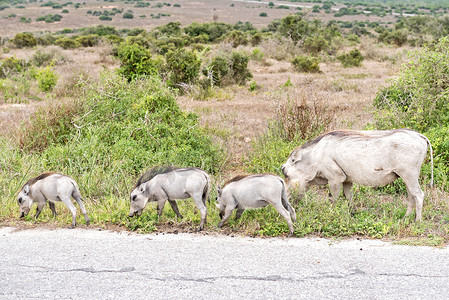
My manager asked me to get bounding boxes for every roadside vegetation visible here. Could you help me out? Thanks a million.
[0,2,448,245]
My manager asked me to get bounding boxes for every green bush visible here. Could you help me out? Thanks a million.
[202,55,229,87]
[165,48,201,88]
[75,34,100,47]
[36,66,58,92]
[303,35,329,54]
[20,73,224,196]
[55,37,81,49]
[19,99,82,151]
[337,49,364,67]
[31,49,56,67]
[184,22,231,43]
[36,14,62,23]
[81,25,119,36]
[117,43,162,81]
[373,37,449,132]
[202,51,252,86]
[291,55,320,73]
[229,51,252,85]
[103,34,123,45]
[378,30,408,46]
[11,33,38,48]
[99,15,112,21]
[0,57,29,78]
[260,12,268,17]
[222,30,248,48]
[123,12,134,19]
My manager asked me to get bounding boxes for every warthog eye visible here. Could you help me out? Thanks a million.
[18,197,22,204]
[132,195,137,201]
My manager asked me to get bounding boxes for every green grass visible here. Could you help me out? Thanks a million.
[2,173,449,246]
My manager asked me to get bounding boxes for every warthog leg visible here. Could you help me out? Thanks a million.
[235,208,245,221]
[49,202,57,217]
[329,181,343,203]
[168,199,183,219]
[157,199,167,217]
[343,182,356,211]
[271,201,294,235]
[217,206,234,229]
[192,193,207,231]
[34,202,46,219]
[73,191,90,226]
[400,173,424,222]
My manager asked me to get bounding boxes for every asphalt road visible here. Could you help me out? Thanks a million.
[1,227,449,299]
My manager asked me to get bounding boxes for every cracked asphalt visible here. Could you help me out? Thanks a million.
[1,227,449,299]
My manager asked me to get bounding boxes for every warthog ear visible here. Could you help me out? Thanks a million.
[23,185,30,195]
[217,188,222,197]
[291,150,302,163]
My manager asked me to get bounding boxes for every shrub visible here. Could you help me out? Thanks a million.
[36,14,62,23]
[250,33,263,46]
[103,34,123,45]
[31,48,56,67]
[123,12,134,19]
[373,36,449,132]
[202,51,252,86]
[55,37,80,49]
[202,55,229,87]
[184,22,232,43]
[75,34,100,47]
[11,33,38,48]
[222,30,248,48]
[337,49,364,67]
[36,66,58,92]
[0,57,29,78]
[229,51,252,85]
[165,48,201,88]
[19,99,82,151]
[291,55,320,73]
[99,15,112,21]
[81,25,119,36]
[36,33,58,46]
[378,30,408,46]
[303,35,329,54]
[260,12,268,17]
[117,43,162,81]
[20,73,225,196]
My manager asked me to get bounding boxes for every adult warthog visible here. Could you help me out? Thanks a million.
[129,166,210,231]
[216,174,296,235]
[282,129,433,221]
[17,173,90,228]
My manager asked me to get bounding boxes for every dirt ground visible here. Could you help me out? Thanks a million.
[0,0,399,37]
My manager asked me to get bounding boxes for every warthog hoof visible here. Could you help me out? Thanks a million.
[68,225,75,229]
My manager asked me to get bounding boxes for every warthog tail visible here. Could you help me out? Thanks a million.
[202,174,210,205]
[420,133,434,187]
[279,178,296,222]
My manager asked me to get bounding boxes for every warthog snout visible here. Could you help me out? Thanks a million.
[129,209,142,217]
[219,211,223,219]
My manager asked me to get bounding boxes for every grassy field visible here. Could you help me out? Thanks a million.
[1,0,448,246]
